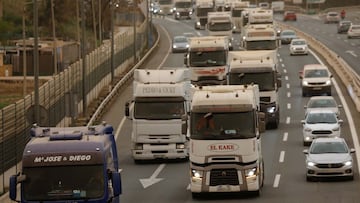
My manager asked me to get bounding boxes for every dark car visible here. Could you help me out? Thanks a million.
[337,20,352,33]
[283,11,297,21]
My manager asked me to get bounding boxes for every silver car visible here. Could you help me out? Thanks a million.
[302,109,342,146]
[304,96,342,117]
[172,35,189,53]
[304,137,355,181]
[300,64,332,97]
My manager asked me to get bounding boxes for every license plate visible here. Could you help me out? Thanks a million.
[312,87,322,90]
[154,155,165,159]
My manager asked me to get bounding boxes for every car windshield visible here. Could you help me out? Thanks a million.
[174,37,187,43]
[281,31,295,36]
[292,40,306,45]
[310,142,348,154]
[328,13,338,17]
[304,69,329,78]
[23,165,105,201]
[306,112,337,124]
[308,99,337,108]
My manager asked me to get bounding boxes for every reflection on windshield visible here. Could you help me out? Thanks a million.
[311,142,348,154]
[306,113,337,124]
[23,165,104,201]
[134,101,185,119]
[308,99,336,108]
[196,8,214,16]
[246,40,277,50]
[190,112,256,140]
[208,22,232,31]
[228,72,275,91]
[189,51,226,67]
[304,69,329,78]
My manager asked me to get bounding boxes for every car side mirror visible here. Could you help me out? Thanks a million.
[338,104,343,108]
[338,119,343,124]
[301,120,305,124]
[184,54,188,66]
[304,105,307,109]
[350,148,355,153]
[303,149,309,154]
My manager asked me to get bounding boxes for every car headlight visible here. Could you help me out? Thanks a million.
[304,127,312,132]
[332,126,340,131]
[344,161,352,166]
[191,169,203,183]
[267,106,276,114]
[176,12,180,15]
[189,11,193,15]
[307,161,315,167]
[245,167,257,178]
[173,7,176,11]
[173,45,177,48]
[186,44,189,48]
[305,136,311,141]
[325,80,331,85]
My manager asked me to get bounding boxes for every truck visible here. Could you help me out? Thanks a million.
[214,0,231,12]
[158,0,175,15]
[206,12,233,50]
[189,84,265,198]
[184,36,229,85]
[231,0,250,33]
[227,50,282,128]
[125,68,191,162]
[248,8,273,25]
[173,0,193,20]
[9,122,122,203]
[241,23,278,50]
[194,0,214,30]
[271,1,285,13]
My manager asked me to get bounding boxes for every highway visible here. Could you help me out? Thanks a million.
[101,12,360,203]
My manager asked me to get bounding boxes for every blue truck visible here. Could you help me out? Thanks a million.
[9,122,122,203]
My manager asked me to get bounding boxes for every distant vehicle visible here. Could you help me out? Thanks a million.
[283,11,297,21]
[271,1,284,13]
[279,29,297,44]
[301,110,343,146]
[183,32,196,38]
[304,96,342,117]
[347,24,360,39]
[337,20,352,33]
[258,2,270,9]
[289,38,308,55]
[303,137,355,181]
[299,64,332,97]
[172,35,189,53]
[324,11,340,24]
[151,2,161,14]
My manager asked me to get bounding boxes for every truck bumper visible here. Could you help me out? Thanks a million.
[132,143,188,160]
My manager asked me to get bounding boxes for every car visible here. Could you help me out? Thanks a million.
[304,96,342,117]
[172,35,189,53]
[299,64,332,97]
[289,38,308,55]
[324,11,340,24]
[279,29,298,44]
[337,20,352,34]
[347,24,360,39]
[304,137,355,181]
[301,109,343,146]
[283,11,297,21]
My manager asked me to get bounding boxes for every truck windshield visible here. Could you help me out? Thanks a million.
[175,2,192,8]
[189,51,226,67]
[190,112,256,140]
[228,72,275,91]
[134,101,185,119]
[23,165,105,201]
[196,8,214,17]
[159,0,172,5]
[232,10,243,17]
[246,40,277,50]
[208,22,232,31]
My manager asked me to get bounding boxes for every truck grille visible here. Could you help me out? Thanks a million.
[316,163,344,168]
[260,96,271,103]
[200,18,207,25]
[209,169,239,186]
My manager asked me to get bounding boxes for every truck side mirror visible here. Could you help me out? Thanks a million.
[9,175,18,201]
[184,54,188,66]
[111,171,122,196]
[125,102,130,117]
[258,112,266,133]
[277,78,282,88]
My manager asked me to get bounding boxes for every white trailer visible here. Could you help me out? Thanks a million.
[184,36,229,85]
[194,0,214,30]
[125,68,191,162]
[189,85,265,198]
[206,12,233,50]
[227,50,282,128]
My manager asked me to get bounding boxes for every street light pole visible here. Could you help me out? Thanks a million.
[33,0,40,124]
[51,0,57,75]
[110,0,114,84]
[22,3,27,97]
[81,0,87,115]
[133,0,136,64]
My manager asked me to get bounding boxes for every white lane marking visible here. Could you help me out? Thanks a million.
[287,92,291,98]
[283,132,288,142]
[310,49,360,176]
[279,58,283,62]
[286,83,290,89]
[286,117,290,124]
[187,184,191,190]
[285,76,289,81]
[279,151,285,163]
[273,174,281,188]
[283,69,287,73]
[287,103,291,109]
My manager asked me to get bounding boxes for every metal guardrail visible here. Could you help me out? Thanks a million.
[279,22,360,112]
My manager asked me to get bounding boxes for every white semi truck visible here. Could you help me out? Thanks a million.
[158,0,175,15]
[189,85,265,198]
[241,23,278,50]
[125,68,191,162]
[173,0,193,20]
[227,50,282,128]
[206,12,233,50]
[231,0,250,33]
[184,36,229,85]
[194,0,214,30]
[248,8,273,25]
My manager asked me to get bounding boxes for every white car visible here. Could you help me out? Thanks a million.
[324,12,340,24]
[289,39,308,55]
[304,96,342,117]
[299,64,332,97]
[301,109,343,146]
[347,24,360,39]
[304,137,355,181]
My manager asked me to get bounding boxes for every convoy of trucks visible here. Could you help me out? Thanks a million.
[227,50,282,128]
[184,36,229,85]
[189,84,265,197]
[125,68,191,162]
[9,123,122,203]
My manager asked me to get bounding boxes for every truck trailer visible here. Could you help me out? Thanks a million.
[125,68,191,162]
[189,85,265,198]
[9,122,122,203]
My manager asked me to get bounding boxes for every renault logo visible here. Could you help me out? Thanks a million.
[221,171,227,176]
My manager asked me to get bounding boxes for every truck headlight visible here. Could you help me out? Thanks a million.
[196,22,201,26]
[134,144,143,150]
[304,127,312,132]
[245,167,257,178]
[191,169,203,183]
[325,80,331,85]
[189,11,193,15]
[176,143,185,149]
[267,106,276,114]
[302,81,308,86]
[307,161,315,167]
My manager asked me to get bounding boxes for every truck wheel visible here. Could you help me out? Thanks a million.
[192,192,201,199]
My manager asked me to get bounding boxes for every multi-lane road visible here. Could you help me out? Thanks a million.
[101,11,360,203]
